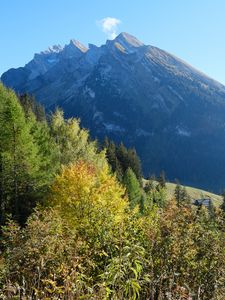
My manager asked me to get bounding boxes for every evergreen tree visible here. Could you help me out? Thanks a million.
[174,182,182,206]
[123,167,142,209]
[152,185,167,208]
[103,137,122,178]
[116,142,129,174]
[144,177,154,193]
[220,191,225,213]
[19,93,46,122]
[174,181,191,207]
[0,84,40,223]
[19,96,61,194]
[139,193,146,214]
[180,186,191,206]
[103,140,142,181]
[208,199,215,219]
[30,119,60,194]
[127,148,142,180]
[157,170,166,189]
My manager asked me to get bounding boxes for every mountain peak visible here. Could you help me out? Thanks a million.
[2,33,225,191]
[40,44,63,55]
[106,32,144,53]
[61,39,88,59]
[69,39,88,53]
[114,32,144,48]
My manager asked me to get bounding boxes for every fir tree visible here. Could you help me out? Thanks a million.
[19,93,46,122]
[174,181,191,207]
[174,181,182,206]
[103,139,142,181]
[208,199,215,219]
[157,170,166,189]
[139,193,146,214]
[123,168,142,209]
[127,148,142,180]
[104,138,120,175]
[144,179,154,193]
[116,142,129,174]
[220,191,225,213]
[0,84,40,223]
[180,186,191,206]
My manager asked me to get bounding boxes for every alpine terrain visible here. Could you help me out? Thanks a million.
[2,32,225,192]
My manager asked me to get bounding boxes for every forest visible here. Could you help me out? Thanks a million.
[0,83,224,299]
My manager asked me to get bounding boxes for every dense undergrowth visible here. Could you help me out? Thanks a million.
[0,84,224,299]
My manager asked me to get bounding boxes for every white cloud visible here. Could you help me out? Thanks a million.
[97,17,121,39]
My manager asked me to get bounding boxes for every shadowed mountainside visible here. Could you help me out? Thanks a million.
[2,32,225,192]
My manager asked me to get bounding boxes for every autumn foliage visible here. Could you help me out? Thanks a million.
[0,85,224,299]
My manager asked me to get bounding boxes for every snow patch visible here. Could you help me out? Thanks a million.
[89,89,95,98]
[200,83,209,90]
[47,58,58,64]
[168,85,184,101]
[93,111,103,122]
[41,45,63,54]
[83,86,95,98]
[153,76,160,83]
[135,129,153,137]
[176,126,191,137]
[103,123,125,133]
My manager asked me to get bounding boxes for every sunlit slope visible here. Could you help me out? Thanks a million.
[143,179,223,207]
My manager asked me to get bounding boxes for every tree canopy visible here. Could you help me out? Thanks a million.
[0,84,224,299]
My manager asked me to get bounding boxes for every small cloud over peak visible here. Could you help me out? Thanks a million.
[97,17,121,39]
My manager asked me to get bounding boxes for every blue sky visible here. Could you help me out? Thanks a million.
[1,0,225,84]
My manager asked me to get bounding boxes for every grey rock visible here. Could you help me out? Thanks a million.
[2,33,225,192]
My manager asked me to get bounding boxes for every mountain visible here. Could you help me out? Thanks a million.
[2,32,225,192]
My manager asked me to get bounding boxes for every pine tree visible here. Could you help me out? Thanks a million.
[123,168,142,209]
[144,177,154,193]
[174,182,191,207]
[30,119,60,193]
[103,138,143,182]
[116,142,129,174]
[105,139,118,172]
[157,170,166,189]
[0,84,40,223]
[19,93,46,122]
[139,193,146,214]
[127,148,142,180]
[180,186,191,206]
[208,199,215,219]
[174,181,182,206]
[220,191,225,213]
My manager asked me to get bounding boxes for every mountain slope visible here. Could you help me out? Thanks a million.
[143,180,222,207]
[164,182,222,207]
[2,32,225,192]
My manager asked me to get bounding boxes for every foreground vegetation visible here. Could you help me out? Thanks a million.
[0,84,224,299]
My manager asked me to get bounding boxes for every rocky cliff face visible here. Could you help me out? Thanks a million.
[2,32,225,192]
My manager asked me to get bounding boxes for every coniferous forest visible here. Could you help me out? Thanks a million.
[0,83,224,299]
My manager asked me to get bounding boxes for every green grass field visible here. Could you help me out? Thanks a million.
[165,182,222,207]
[143,180,223,207]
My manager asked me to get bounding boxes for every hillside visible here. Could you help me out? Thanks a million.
[143,179,223,207]
[165,182,222,207]
[2,32,225,192]
[0,83,224,300]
